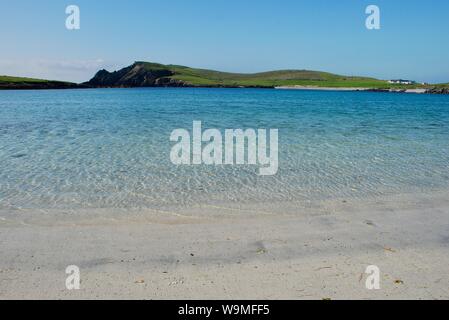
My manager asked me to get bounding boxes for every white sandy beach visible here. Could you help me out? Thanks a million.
[275,85,428,93]
[1,191,449,300]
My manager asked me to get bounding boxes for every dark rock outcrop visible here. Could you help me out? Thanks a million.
[84,63,187,88]
[425,87,449,94]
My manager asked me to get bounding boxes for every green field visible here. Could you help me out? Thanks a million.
[432,83,449,87]
[0,75,51,84]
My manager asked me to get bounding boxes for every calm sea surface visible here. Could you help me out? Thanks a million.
[1,88,449,210]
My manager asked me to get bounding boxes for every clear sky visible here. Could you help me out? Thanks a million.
[1,0,448,83]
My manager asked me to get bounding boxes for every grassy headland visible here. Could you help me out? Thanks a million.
[117,61,395,88]
[86,62,449,92]
[0,75,80,90]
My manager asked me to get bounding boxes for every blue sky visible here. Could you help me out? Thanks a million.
[1,0,448,83]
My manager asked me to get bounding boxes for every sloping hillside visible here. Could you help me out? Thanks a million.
[0,76,80,90]
[85,61,391,88]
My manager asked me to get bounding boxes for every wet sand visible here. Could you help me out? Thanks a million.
[1,191,449,299]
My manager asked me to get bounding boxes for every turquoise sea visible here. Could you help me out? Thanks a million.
[1,88,449,210]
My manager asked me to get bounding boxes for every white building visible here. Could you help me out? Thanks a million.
[388,79,415,85]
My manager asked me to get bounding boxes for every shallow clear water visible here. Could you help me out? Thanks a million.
[1,88,449,210]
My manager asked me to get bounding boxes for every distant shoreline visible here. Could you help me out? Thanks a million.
[1,85,449,94]
[2,60,449,94]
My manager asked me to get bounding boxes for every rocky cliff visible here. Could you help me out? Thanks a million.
[84,63,187,88]
[425,87,449,94]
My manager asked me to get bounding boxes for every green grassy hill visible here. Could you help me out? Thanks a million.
[86,61,406,89]
[135,62,393,88]
[0,75,51,83]
[89,61,449,90]
[0,75,79,90]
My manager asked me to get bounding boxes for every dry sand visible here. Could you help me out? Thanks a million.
[1,191,449,300]
[275,86,372,91]
[275,86,428,94]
